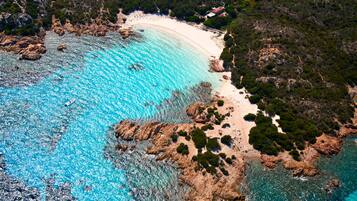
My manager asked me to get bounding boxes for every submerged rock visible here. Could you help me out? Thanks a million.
[0,155,41,200]
[325,178,341,194]
[128,63,144,71]
[21,52,41,60]
[57,44,67,51]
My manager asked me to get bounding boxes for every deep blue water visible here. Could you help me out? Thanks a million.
[0,29,220,200]
[245,137,357,201]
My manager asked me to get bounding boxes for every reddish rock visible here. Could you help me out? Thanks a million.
[21,52,41,60]
[209,59,224,72]
[261,154,280,168]
[57,44,67,51]
[312,134,342,155]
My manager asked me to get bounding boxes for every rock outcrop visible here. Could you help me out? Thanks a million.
[115,100,246,201]
[57,44,67,51]
[0,34,46,60]
[325,178,341,194]
[50,15,134,39]
[261,146,320,177]
[114,120,182,141]
[209,59,224,72]
[312,134,342,155]
[115,119,245,201]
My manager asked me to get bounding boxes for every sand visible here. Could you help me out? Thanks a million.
[126,11,224,58]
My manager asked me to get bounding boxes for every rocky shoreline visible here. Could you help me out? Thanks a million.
[114,84,357,200]
[115,98,246,201]
[260,86,357,177]
[0,11,134,61]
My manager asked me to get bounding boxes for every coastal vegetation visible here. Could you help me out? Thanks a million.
[217,99,224,107]
[243,113,256,122]
[221,135,232,146]
[177,143,189,155]
[221,0,356,159]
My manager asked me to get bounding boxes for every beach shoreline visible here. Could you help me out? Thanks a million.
[126,11,225,58]
[126,11,260,158]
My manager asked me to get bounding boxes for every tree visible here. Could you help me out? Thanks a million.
[217,100,224,106]
[244,113,256,121]
[177,143,189,155]
[191,128,207,149]
[171,134,178,143]
[221,135,232,146]
[206,138,221,151]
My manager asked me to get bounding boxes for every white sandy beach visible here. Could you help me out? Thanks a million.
[126,11,224,58]
[126,11,260,157]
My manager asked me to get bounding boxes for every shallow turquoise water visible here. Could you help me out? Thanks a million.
[0,29,220,200]
[245,137,357,201]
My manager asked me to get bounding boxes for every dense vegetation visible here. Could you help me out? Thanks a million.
[177,143,189,155]
[0,0,238,35]
[222,0,356,158]
[0,0,40,35]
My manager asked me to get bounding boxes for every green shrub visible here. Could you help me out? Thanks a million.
[185,135,191,141]
[171,134,178,143]
[222,123,231,128]
[244,113,256,121]
[249,95,261,104]
[178,130,187,136]
[220,167,229,176]
[201,124,214,131]
[206,138,221,151]
[191,128,207,149]
[177,143,189,155]
[219,152,227,159]
[217,100,224,107]
[221,135,233,146]
[204,16,232,29]
[225,157,233,164]
[289,149,300,161]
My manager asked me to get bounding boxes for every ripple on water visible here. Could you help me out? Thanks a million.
[0,28,220,200]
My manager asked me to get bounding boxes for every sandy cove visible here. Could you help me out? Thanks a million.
[126,11,225,58]
[126,11,260,157]
[113,12,261,200]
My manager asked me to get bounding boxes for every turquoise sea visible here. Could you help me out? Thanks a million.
[0,28,220,200]
[1,27,356,201]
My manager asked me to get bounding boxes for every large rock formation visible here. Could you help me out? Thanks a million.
[115,119,245,201]
[114,99,246,201]
[261,146,320,177]
[114,120,181,141]
[312,134,342,155]
[0,34,46,60]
